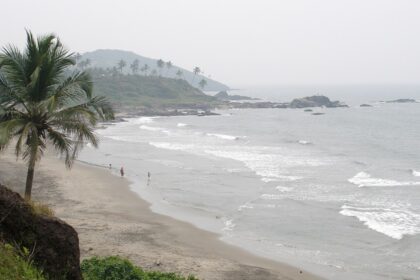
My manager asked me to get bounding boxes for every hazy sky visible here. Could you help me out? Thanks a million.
[1,0,420,86]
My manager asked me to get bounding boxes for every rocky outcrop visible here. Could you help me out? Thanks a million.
[386,98,416,103]
[215,91,257,101]
[290,95,347,108]
[0,184,82,280]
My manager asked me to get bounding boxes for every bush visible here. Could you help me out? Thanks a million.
[28,200,54,217]
[81,256,198,280]
[0,243,46,280]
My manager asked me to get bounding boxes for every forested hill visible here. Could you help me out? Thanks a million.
[79,49,229,92]
[88,68,217,111]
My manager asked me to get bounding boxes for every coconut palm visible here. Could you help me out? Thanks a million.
[198,78,207,90]
[165,61,173,76]
[192,66,201,83]
[156,59,164,76]
[141,64,150,76]
[117,59,126,73]
[175,69,183,80]
[130,59,139,75]
[0,31,114,200]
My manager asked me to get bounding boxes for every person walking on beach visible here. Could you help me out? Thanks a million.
[120,166,125,177]
[109,164,112,169]
[147,171,151,186]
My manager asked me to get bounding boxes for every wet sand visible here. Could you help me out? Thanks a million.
[0,151,323,280]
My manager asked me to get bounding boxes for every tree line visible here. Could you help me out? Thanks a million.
[76,55,208,90]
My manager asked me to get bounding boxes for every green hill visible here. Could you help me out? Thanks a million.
[80,49,229,92]
[89,68,218,111]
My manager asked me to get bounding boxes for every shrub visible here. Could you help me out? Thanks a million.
[0,243,46,280]
[28,200,54,217]
[81,256,198,280]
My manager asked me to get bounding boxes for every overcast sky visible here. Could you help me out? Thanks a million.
[1,0,420,86]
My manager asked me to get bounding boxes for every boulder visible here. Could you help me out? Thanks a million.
[0,184,82,280]
[386,98,416,103]
[290,95,347,108]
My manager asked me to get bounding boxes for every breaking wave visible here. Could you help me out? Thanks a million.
[348,172,420,187]
[340,205,420,239]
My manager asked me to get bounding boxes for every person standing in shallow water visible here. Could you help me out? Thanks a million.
[120,167,124,177]
[147,171,151,186]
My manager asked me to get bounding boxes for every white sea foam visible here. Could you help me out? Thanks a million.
[139,125,170,134]
[260,194,283,200]
[177,123,189,127]
[207,133,240,141]
[298,140,311,145]
[276,186,293,192]
[149,142,327,183]
[412,170,420,177]
[130,117,155,124]
[238,203,254,211]
[222,219,236,231]
[149,142,194,151]
[340,205,420,239]
[348,172,420,187]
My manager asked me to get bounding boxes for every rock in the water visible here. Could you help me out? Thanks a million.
[290,95,347,108]
[312,112,325,115]
[0,184,82,280]
[360,104,372,107]
[304,109,313,112]
[215,90,256,101]
[386,98,416,103]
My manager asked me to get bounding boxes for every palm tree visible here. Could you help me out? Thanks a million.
[175,69,183,79]
[165,61,173,76]
[130,59,139,75]
[0,31,114,200]
[156,59,164,76]
[199,78,207,90]
[117,59,126,73]
[192,66,201,83]
[141,64,150,76]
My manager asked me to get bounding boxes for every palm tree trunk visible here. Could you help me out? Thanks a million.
[24,150,37,200]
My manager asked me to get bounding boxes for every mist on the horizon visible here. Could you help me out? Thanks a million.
[1,0,420,87]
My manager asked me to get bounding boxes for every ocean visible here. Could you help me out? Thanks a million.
[79,85,420,279]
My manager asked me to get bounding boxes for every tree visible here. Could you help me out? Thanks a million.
[165,61,173,76]
[175,69,183,79]
[0,31,114,200]
[151,69,158,76]
[130,59,139,75]
[78,58,91,70]
[192,66,201,83]
[199,78,207,90]
[117,59,126,73]
[141,64,149,76]
[156,59,164,76]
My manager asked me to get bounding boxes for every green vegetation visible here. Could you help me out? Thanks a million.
[81,256,198,280]
[0,243,46,280]
[89,68,217,109]
[79,49,229,91]
[28,200,54,217]
[0,31,114,200]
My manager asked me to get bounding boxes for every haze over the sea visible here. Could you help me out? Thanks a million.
[1,0,420,87]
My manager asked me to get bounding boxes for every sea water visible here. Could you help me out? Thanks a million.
[79,85,420,279]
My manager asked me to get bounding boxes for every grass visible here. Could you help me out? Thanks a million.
[28,200,54,217]
[81,256,199,280]
[0,243,46,280]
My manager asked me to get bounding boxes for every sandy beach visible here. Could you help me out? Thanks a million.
[0,151,323,280]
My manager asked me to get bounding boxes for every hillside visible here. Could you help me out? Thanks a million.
[80,49,229,92]
[89,68,218,111]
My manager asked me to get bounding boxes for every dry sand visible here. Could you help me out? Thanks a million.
[0,152,324,280]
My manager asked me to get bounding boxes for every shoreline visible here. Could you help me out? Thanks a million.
[0,152,323,280]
